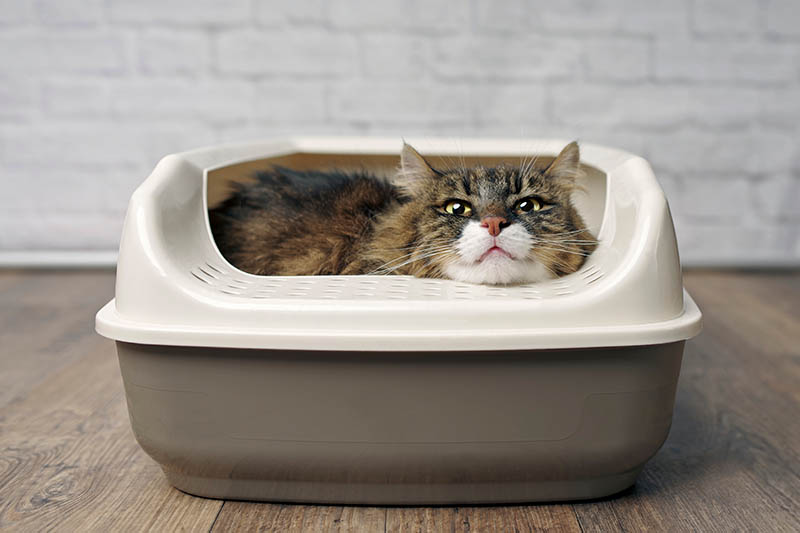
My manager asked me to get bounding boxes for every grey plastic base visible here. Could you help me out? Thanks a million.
[116,342,684,504]
[164,469,642,505]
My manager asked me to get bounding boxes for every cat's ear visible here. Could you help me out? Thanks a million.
[396,142,437,194]
[544,141,581,183]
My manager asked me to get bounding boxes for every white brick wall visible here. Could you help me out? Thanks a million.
[0,0,798,266]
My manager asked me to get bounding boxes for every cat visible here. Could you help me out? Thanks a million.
[209,141,597,285]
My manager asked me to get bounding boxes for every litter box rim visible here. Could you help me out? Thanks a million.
[96,290,701,351]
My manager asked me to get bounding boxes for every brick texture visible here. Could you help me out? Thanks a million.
[138,29,209,75]
[0,1,798,265]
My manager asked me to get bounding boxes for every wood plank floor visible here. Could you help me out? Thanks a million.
[0,270,798,532]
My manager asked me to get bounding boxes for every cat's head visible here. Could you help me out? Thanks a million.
[385,141,596,285]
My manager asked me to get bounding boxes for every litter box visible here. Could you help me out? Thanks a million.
[95,137,702,504]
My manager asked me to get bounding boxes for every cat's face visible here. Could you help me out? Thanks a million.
[390,142,596,285]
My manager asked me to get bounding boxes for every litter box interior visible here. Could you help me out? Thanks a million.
[199,149,610,302]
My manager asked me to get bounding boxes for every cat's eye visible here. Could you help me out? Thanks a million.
[443,199,473,216]
[515,197,543,213]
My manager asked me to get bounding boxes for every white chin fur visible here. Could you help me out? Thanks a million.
[443,221,554,285]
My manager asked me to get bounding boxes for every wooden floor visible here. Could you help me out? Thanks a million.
[0,270,798,532]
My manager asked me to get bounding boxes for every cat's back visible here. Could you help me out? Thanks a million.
[210,167,401,275]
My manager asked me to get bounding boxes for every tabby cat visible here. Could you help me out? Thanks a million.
[210,141,596,285]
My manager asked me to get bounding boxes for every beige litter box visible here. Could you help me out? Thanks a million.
[96,137,702,504]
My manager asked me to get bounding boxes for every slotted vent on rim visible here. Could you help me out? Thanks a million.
[189,261,604,301]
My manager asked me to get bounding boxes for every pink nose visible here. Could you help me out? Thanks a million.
[481,216,508,237]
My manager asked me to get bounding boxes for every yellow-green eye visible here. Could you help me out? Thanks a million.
[515,197,542,213]
[443,199,473,216]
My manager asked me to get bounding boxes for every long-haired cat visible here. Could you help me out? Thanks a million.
[210,141,597,285]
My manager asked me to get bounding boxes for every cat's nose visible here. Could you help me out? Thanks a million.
[481,216,509,237]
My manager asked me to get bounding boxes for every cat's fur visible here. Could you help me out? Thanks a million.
[210,142,597,285]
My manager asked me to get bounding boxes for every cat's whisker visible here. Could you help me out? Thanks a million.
[369,239,453,253]
[368,245,454,272]
[533,247,594,258]
[530,241,595,252]
[370,250,456,275]
[368,245,454,268]
[512,238,593,253]
[518,152,532,177]
[371,241,452,253]
[536,260,560,279]
[454,138,468,176]
[532,248,580,275]
[434,154,462,174]
[539,228,595,236]
[535,236,598,241]
[536,237,599,243]
[533,239,599,246]
[539,250,594,258]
